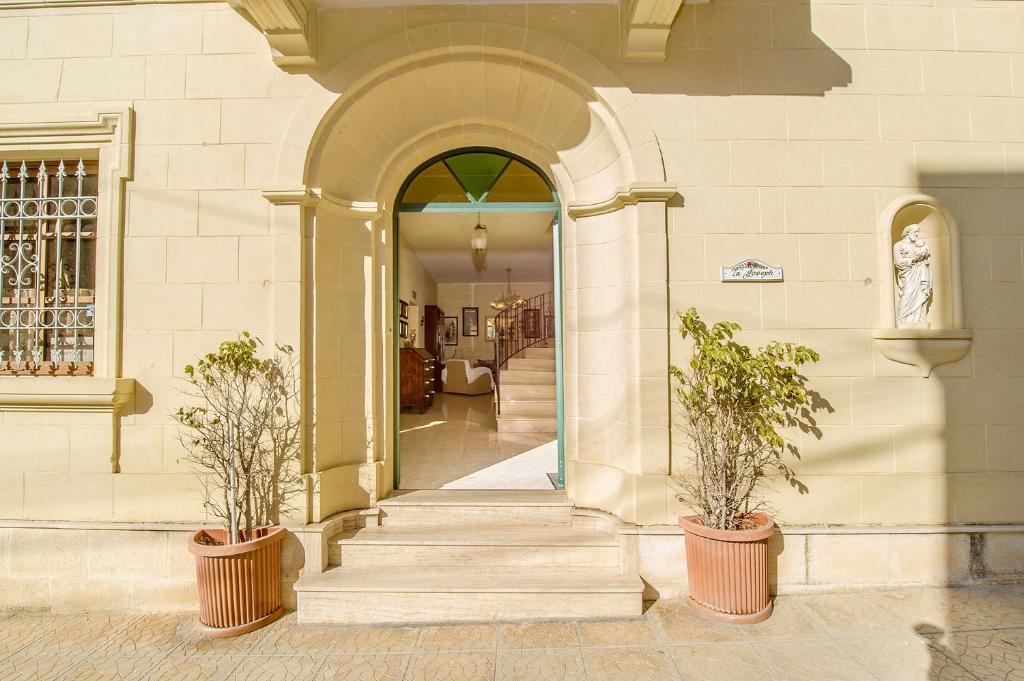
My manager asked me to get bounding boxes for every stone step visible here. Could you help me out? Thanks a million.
[500,370,556,385]
[521,347,556,360]
[377,490,572,526]
[496,417,558,433]
[508,358,555,372]
[295,567,643,624]
[500,383,556,400]
[498,399,556,417]
[328,526,618,568]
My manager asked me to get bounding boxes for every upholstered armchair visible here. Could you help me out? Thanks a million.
[442,359,493,395]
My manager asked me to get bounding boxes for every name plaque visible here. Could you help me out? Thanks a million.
[721,259,784,282]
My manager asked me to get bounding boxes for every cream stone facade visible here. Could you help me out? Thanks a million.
[0,0,1023,615]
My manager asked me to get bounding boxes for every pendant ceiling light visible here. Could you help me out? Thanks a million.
[470,213,487,254]
[490,267,526,311]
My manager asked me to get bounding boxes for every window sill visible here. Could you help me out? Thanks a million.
[0,376,135,412]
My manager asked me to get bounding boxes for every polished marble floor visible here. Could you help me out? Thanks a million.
[399,393,556,490]
[2,586,1023,680]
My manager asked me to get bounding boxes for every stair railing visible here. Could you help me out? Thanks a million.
[494,290,555,415]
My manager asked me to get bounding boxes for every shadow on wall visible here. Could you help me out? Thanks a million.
[918,170,1024,603]
[312,0,852,98]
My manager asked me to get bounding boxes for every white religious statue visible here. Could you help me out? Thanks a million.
[893,223,933,327]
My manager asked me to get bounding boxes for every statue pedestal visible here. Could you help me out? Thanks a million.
[873,328,973,378]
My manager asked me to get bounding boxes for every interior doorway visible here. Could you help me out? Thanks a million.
[393,148,564,491]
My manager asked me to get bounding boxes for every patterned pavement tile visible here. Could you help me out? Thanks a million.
[752,639,877,681]
[578,619,658,647]
[799,593,911,639]
[498,622,579,649]
[943,588,1024,630]
[0,613,72,656]
[98,613,202,656]
[66,654,240,681]
[741,599,828,641]
[19,612,141,657]
[929,628,1024,680]
[874,587,1024,634]
[843,636,980,681]
[583,647,681,681]
[318,653,409,681]
[870,588,958,635]
[228,655,326,680]
[496,647,586,681]
[404,651,496,681]
[333,626,420,654]
[0,652,74,681]
[669,641,777,681]
[415,624,498,651]
[645,600,743,643]
[251,619,343,655]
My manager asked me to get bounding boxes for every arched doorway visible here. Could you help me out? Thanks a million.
[393,148,566,491]
[274,26,674,524]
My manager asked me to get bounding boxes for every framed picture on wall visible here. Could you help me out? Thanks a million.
[485,316,496,341]
[399,300,409,320]
[444,317,458,345]
[523,308,541,338]
[399,319,409,339]
[462,307,479,336]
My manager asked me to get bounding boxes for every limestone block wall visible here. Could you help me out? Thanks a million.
[637,526,1024,600]
[0,0,1019,543]
[645,0,1024,528]
[0,4,309,523]
[0,523,305,613]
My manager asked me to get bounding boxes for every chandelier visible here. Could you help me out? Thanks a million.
[490,267,525,311]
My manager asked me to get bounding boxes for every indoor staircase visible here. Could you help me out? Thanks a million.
[496,344,557,434]
[293,490,643,624]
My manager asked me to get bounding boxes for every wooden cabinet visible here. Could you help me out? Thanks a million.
[424,304,445,391]
[400,347,435,413]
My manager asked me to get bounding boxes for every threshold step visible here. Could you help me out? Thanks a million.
[378,490,571,526]
[328,526,618,568]
[295,567,643,624]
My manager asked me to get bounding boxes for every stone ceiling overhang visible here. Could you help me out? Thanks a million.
[230,0,693,67]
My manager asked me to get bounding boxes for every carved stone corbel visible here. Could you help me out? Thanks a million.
[230,0,317,68]
[620,0,691,62]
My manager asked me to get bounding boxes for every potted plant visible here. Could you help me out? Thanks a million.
[670,308,820,623]
[175,333,302,637]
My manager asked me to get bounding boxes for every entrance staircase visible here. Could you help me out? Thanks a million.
[497,344,556,434]
[294,491,643,624]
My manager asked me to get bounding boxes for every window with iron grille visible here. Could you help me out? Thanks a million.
[0,159,98,375]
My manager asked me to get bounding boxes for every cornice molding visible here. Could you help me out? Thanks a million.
[0,108,132,152]
[567,182,678,218]
[262,187,383,218]
[0,377,135,413]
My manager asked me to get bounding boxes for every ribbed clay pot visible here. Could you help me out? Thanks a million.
[188,526,285,637]
[679,513,775,624]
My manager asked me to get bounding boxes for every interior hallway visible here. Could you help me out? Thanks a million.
[399,393,556,490]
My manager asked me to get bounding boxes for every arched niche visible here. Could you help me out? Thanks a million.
[874,195,971,377]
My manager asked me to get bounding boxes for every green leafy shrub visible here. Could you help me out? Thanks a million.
[174,333,302,544]
[670,308,824,531]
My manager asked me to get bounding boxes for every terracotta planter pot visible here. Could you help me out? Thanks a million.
[679,513,775,624]
[188,526,285,637]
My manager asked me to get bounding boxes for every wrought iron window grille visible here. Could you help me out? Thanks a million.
[0,159,97,376]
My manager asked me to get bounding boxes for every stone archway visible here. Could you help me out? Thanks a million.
[271,26,676,525]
